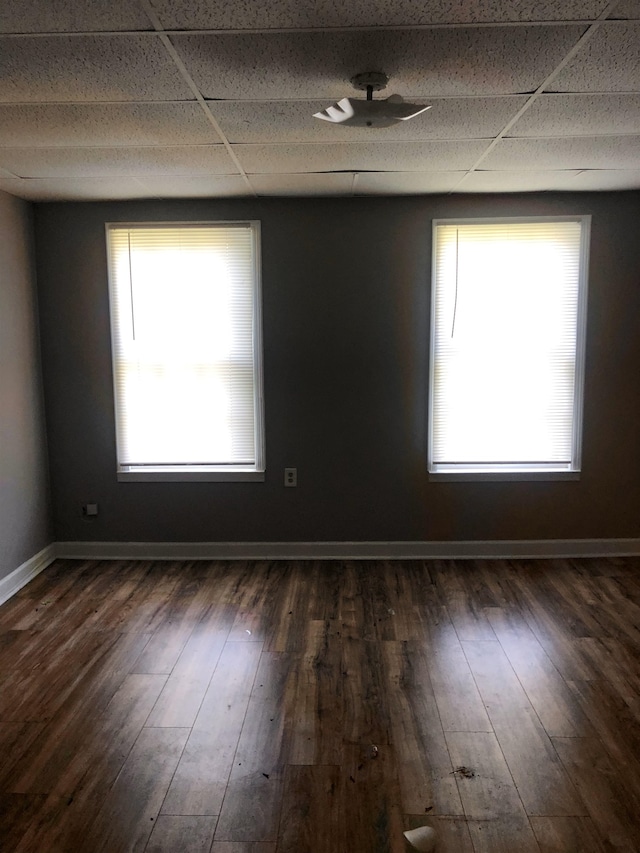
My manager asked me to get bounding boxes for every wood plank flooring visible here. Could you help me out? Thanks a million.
[1,557,640,852]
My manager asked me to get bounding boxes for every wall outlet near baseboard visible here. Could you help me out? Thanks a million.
[83,503,99,517]
[284,468,297,487]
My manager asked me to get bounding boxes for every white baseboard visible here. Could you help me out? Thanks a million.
[54,538,640,561]
[0,543,57,607]
[2,540,637,606]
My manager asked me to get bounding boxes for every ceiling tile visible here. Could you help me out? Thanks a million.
[570,168,640,189]
[551,23,640,91]
[0,173,252,200]
[460,169,640,194]
[153,0,609,29]
[210,97,526,143]
[0,175,24,195]
[355,171,464,194]
[0,146,238,178]
[174,27,584,100]
[0,176,153,201]
[0,36,193,102]
[507,94,640,137]
[251,173,354,195]
[0,2,637,199]
[609,0,640,18]
[455,170,583,192]
[236,140,489,173]
[482,136,640,170]
[135,175,251,197]
[0,0,152,33]
[0,103,218,147]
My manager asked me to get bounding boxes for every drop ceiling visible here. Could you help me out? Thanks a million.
[0,0,639,200]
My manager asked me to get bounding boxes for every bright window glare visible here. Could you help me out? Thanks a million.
[123,250,235,357]
[430,219,588,473]
[107,224,262,473]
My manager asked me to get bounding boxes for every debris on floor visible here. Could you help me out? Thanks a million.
[451,765,476,778]
[403,825,437,851]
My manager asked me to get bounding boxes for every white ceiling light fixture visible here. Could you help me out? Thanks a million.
[313,72,431,129]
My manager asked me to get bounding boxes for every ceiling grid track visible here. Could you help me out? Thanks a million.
[1,18,639,38]
[137,0,257,196]
[451,0,624,192]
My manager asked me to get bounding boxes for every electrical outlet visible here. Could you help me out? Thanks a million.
[83,503,99,517]
[284,468,297,487]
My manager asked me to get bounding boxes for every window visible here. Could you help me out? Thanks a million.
[429,216,590,480]
[106,222,264,481]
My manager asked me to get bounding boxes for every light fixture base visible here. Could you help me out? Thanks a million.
[350,72,389,93]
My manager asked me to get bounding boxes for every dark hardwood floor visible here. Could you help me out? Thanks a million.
[1,556,640,852]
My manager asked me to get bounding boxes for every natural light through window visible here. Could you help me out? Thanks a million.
[106,222,264,481]
[429,217,590,479]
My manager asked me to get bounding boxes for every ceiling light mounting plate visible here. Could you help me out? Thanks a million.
[350,72,389,94]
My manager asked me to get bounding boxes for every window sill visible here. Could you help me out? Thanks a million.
[429,470,580,482]
[117,467,265,482]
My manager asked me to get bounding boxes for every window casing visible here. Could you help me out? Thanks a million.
[106,221,264,481]
[429,216,590,480]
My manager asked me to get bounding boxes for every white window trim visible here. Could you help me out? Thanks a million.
[116,467,265,483]
[106,220,265,483]
[428,215,591,482]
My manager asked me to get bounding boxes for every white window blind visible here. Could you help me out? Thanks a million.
[430,217,589,477]
[106,222,264,480]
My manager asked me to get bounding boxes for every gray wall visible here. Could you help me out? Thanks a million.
[34,192,640,543]
[0,191,52,579]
